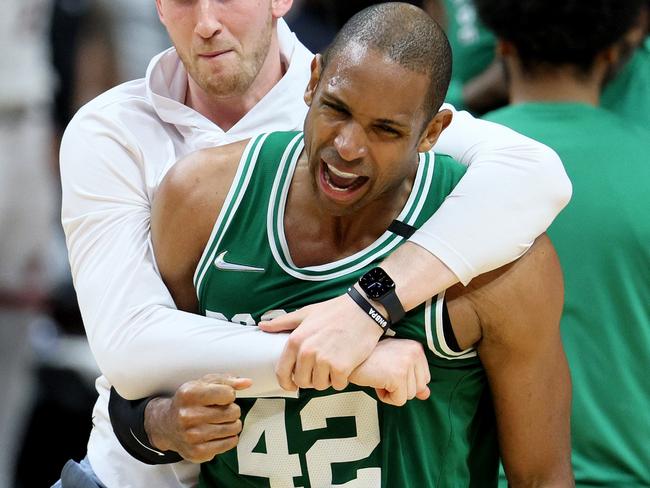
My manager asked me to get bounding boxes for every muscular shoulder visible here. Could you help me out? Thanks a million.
[151,139,250,310]
[160,139,247,206]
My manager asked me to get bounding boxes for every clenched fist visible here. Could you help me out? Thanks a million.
[144,374,252,463]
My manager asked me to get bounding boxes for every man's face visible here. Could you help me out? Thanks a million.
[156,0,280,98]
[303,46,438,217]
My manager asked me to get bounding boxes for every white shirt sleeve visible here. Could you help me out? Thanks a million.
[413,103,572,285]
[60,113,291,400]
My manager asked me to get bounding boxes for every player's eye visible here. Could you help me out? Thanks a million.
[377,125,400,136]
[322,100,349,115]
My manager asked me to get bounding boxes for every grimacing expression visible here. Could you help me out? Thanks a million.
[156,0,275,98]
[303,46,436,217]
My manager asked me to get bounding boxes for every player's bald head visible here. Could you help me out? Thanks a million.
[322,2,452,117]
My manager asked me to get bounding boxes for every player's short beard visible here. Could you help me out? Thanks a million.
[186,15,274,99]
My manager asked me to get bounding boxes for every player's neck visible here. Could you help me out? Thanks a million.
[185,38,285,131]
[507,62,602,106]
[284,157,416,267]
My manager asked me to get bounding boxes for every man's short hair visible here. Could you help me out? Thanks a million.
[322,2,452,119]
[475,0,645,75]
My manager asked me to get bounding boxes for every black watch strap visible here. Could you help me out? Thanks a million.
[347,286,391,334]
[109,387,183,465]
[380,288,406,324]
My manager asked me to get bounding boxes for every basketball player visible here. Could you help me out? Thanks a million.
[476,0,650,484]
[143,5,572,486]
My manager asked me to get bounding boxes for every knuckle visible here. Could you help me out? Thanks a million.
[298,344,317,359]
[232,419,243,435]
[192,445,213,463]
[294,377,311,389]
[177,408,194,428]
[227,402,241,420]
[176,383,195,402]
[184,428,202,444]
[287,334,303,350]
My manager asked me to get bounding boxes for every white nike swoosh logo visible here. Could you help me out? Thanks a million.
[214,251,265,273]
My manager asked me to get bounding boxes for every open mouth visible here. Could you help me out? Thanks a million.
[319,161,369,199]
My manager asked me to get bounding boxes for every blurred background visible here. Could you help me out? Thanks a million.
[1,0,647,487]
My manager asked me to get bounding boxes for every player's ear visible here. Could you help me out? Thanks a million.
[417,108,452,153]
[304,54,323,107]
[271,0,293,19]
[155,0,165,23]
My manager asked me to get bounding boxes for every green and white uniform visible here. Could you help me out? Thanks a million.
[602,36,650,130]
[485,103,650,487]
[194,131,498,488]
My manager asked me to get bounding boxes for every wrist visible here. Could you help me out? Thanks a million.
[346,286,390,338]
[352,283,388,317]
[144,397,174,452]
[379,242,458,310]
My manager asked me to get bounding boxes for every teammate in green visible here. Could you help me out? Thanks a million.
[148,4,571,487]
[475,0,650,485]
[423,0,503,113]
[601,4,650,129]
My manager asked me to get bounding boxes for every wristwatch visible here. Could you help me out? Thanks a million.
[358,267,406,324]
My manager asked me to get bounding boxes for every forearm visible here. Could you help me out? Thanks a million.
[61,124,291,400]
[415,106,571,285]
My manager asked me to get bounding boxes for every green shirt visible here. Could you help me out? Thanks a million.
[195,131,499,487]
[602,37,650,130]
[485,103,650,487]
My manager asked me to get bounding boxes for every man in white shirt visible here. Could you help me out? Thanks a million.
[57,1,570,487]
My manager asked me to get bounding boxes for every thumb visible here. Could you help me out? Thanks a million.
[201,373,253,390]
[259,307,308,332]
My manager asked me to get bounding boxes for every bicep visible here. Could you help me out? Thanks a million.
[474,237,573,485]
[151,172,204,312]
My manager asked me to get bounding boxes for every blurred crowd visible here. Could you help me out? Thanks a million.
[0,0,648,487]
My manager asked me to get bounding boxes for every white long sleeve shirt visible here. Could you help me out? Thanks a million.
[60,19,570,488]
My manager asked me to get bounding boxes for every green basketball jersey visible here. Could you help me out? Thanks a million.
[602,36,650,130]
[485,103,650,487]
[193,131,498,488]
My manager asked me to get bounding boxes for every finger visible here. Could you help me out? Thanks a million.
[388,381,406,407]
[259,308,307,332]
[193,383,237,406]
[293,348,315,389]
[275,345,298,391]
[330,368,350,391]
[185,419,242,444]
[416,386,431,400]
[414,355,430,396]
[184,435,240,463]
[376,388,399,407]
[312,361,331,391]
[407,364,417,401]
[193,403,241,425]
[200,374,253,390]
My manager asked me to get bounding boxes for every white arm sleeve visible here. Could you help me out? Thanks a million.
[60,115,290,401]
[414,103,572,285]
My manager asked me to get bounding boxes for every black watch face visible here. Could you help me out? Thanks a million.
[360,268,395,300]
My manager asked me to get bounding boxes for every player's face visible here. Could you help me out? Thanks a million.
[303,46,443,217]
[156,0,291,98]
